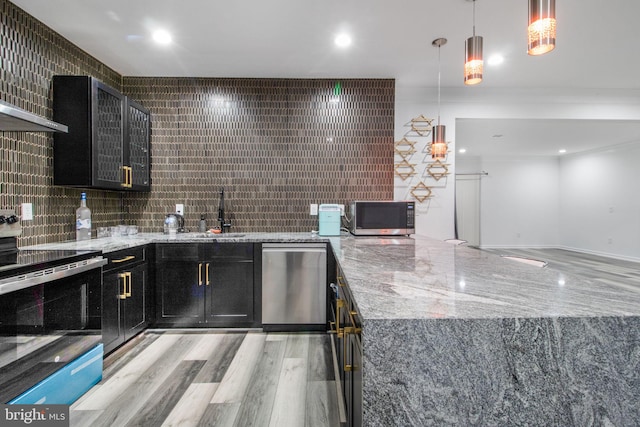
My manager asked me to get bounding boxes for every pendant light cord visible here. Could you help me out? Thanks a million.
[437,44,441,126]
[473,0,476,37]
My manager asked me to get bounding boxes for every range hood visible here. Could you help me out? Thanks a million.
[0,99,68,133]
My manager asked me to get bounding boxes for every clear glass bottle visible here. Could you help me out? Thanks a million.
[76,192,92,240]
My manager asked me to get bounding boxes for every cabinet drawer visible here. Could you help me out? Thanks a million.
[104,246,146,272]
[157,244,200,261]
[204,242,254,260]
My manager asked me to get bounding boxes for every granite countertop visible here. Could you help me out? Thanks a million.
[20,232,333,253]
[332,234,640,321]
[22,232,640,321]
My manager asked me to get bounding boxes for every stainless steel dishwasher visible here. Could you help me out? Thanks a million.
[261,243,327,331]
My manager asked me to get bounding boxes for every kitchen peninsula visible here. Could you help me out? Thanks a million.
[23,233,640,426]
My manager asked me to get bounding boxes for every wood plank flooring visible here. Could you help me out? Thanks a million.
[70,330,341,427]
[481,247,640,288]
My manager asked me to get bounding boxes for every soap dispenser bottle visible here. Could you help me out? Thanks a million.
[198,214,207,232]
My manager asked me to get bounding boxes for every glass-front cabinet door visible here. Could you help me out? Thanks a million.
[126,99,151,191]
[92,81,125,190]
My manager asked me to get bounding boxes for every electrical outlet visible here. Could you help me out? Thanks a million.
[310,204,318,216]
[176,204,184,215]
[21,203,34,221]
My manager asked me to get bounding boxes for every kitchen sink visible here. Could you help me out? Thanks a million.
[195,233,246,238]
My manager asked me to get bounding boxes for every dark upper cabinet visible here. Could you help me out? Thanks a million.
[52,76,151,192]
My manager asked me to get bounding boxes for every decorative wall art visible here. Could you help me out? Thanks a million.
[395,113,453,205]
[426,159,450,181]
[394,160,417,181]
[410,182,433,202]
[394,137,417,160]
[410,115,434,136]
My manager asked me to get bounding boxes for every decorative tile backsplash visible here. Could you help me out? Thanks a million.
[1,0,124,246]
[1,0,394,244]
[123,77,395,233]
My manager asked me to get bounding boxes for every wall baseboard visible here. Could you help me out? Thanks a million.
[478,244,640,263]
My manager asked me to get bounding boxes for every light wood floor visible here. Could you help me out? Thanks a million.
[70,330,342,427]
[481,247,640,288]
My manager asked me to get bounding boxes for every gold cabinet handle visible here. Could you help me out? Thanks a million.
[125,272,132,297]
[121,166,126,187]
[121,166,132,188]
[335,298,345,338]
[127,166,133,187]
[343,326,360,372]
[206,263,210,286]
[118,273,127,299]
[348,310,361,334]
[113,255,135,263]
[198,263,203,286]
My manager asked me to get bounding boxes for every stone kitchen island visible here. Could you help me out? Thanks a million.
[22,232,640,426]
[332,234,640,426]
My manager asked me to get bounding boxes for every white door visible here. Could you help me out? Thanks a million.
[455,175,481,246]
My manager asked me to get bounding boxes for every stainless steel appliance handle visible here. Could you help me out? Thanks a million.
[0,256,107,296]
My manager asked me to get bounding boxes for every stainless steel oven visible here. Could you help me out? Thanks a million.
[0,240,106,403]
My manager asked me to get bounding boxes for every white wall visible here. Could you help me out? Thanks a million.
[394,87,456,240]
[395,86,640,252]
[480,156,560,248]
[559,141,640,260]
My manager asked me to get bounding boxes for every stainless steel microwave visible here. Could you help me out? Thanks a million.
[348,201,415,236]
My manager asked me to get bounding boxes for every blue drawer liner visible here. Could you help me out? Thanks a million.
[9,344,103,405]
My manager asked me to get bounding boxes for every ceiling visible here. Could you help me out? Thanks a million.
[11,0,640,156]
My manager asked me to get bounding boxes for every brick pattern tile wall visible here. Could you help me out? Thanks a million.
[1,0,394,244]
[0,0,123,246]
[122,78,395,233]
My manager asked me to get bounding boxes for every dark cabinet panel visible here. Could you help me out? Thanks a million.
[123,266,147,335]
[155,243,256,327]
[53,75,151,192]
[158,260,202,321]
[102,270,124,354]
[102,246,150,355]
[330,265,363,427]
[206,259,254,322]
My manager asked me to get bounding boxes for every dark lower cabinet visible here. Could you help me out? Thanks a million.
[155,243,256,327]
[102,246,151,355]
[331,267,363,427]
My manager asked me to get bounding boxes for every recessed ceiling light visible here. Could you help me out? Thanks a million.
[458,148,467,153]
[334,33,352,48]
[558,149,567,154]
[487,54,504,66]
[152,29,172,45]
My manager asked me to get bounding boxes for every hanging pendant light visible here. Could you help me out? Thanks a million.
[432,38,447,160]
[464,0,483,85]
[528,0,556,55]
